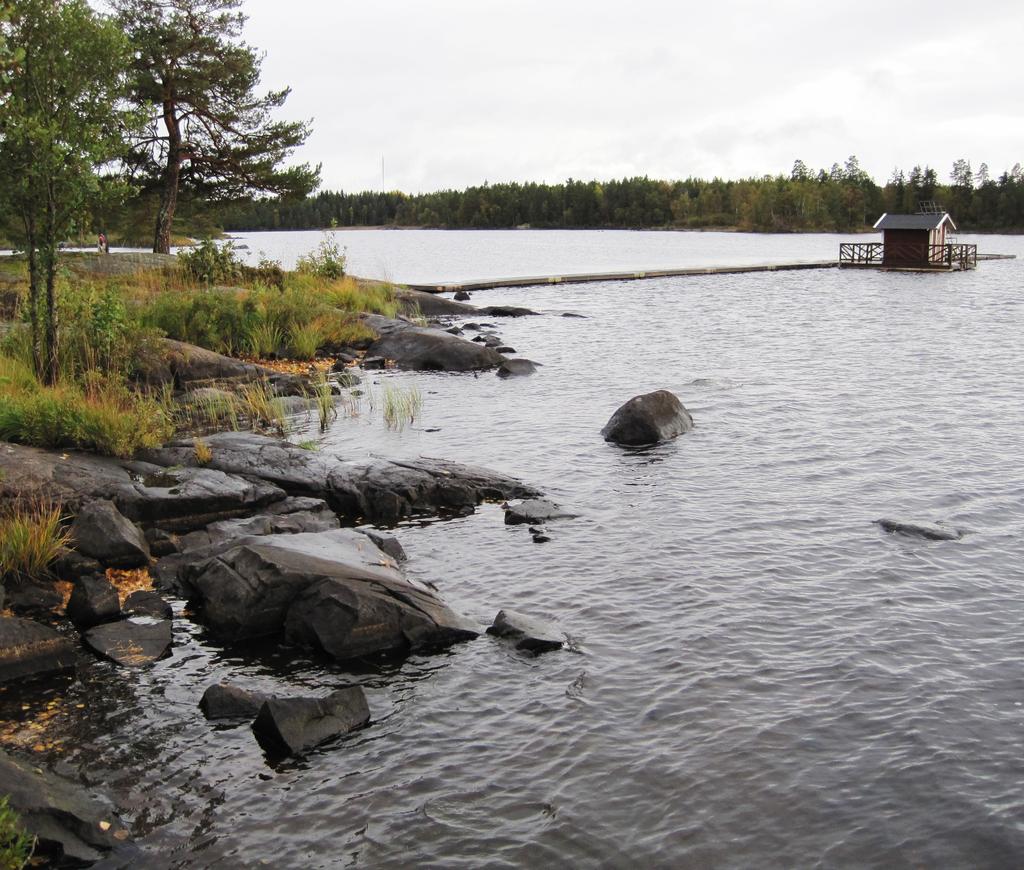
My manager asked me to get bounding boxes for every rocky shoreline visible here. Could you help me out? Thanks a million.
[0,282,581,865]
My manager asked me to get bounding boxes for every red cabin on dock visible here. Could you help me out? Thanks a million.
[839,208,976,271]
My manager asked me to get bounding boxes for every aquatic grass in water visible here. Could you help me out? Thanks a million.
[310,371,337,432]
[382,383,423,430]
[237,380,288,435]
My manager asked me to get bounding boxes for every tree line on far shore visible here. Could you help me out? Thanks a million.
[218,157,1024,234]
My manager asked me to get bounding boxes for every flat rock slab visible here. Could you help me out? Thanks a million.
[252,687,370,757]
[0,616,77,683]
[200,683,269,720]
[84,618,172,667]
[487,609,565,653]
[504,499,578,525]
[0,748,130,865]
[184,528,479,661]
[602,389,694,446]
[141,432,540,525]
[0,442,286,532]
[876,518,963,541]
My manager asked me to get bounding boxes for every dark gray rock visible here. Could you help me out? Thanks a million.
[0,615,76,683]
[479,305,539,317]
[252,687,370,757]
[330,352,358,370]
[453,290,471,301]
[52,548,103,582]
[0,748,130,865]
[2,579,62,614]
[200,682,269,720]
[123,590,173,620]
[83,618,172,667]
[141,432,539,525]
[495,346,517,354]
[504,499,578,525]
[146,338,305,396]
[532,533,551,543]
[445,326,463,335]
[486,609,565,653]
[359,529,407,563]
[395,287,478,317]
[144,527,179,557]
[66,574,121,629]
[361,355,386,370]
[601,390,694,446]
[0,441,287,532]
[185,529,479,660]
[497,359,539,378]
[70,499,150,568]
[362,314,504,372]
[875,518,963,541]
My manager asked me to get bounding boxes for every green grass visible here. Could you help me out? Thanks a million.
[310,371,337,432]
[0,500,71,586]
[0,356,173,458]
[382,382,423,431]
[237,380,289,435]
[0,794,35,869]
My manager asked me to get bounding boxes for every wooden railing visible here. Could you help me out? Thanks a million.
[839,242,977,269]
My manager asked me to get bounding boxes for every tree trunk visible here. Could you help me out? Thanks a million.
[43,181,59,385]
[24,219,43,381]
[153,98,182,255]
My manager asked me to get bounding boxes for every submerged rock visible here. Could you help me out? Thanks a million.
[479,305,539,318]
[184,528,480,660]
[601,390,694,446]
[84,618,172,667]
[0,748,131,865]
[70,499,150,569]
[252,687,370,757]
[0,615,76,683]
[487,609,565,653]
[200,682,269,720]
[875,518,963,541]
[504,499,577,525]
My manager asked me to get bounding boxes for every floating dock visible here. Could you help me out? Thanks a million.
[407,260,838,293]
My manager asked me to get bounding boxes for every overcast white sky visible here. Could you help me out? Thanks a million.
[240,0,1024,193]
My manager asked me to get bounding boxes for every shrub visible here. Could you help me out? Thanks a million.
[245,321,285,358]
[296,235,346,279]
[0,500,70,586]
[178,238,242,286]
[0,795,34,869]
[193,437,212,466]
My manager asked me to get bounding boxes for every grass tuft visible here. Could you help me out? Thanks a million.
[0,499,71,586]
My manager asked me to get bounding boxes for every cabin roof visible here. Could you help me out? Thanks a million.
[873,213,957,231]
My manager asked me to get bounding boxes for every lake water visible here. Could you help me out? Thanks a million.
[6,230,1024,868]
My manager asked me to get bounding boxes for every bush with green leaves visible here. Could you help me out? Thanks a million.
[0,795,35,870]
[296,235,346,279]
[178,238,243,286]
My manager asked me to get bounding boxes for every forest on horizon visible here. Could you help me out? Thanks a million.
[214,158,1024,236]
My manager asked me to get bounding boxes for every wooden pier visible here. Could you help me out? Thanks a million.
[407,259,838,293]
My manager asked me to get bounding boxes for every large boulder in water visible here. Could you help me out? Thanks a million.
[361,315,504,371]
[252,687,370,757]
[875,518,963,541]
[601,390,694,446]
[183,528,480,659]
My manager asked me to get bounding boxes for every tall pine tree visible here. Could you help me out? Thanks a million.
[112,0,320,253]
